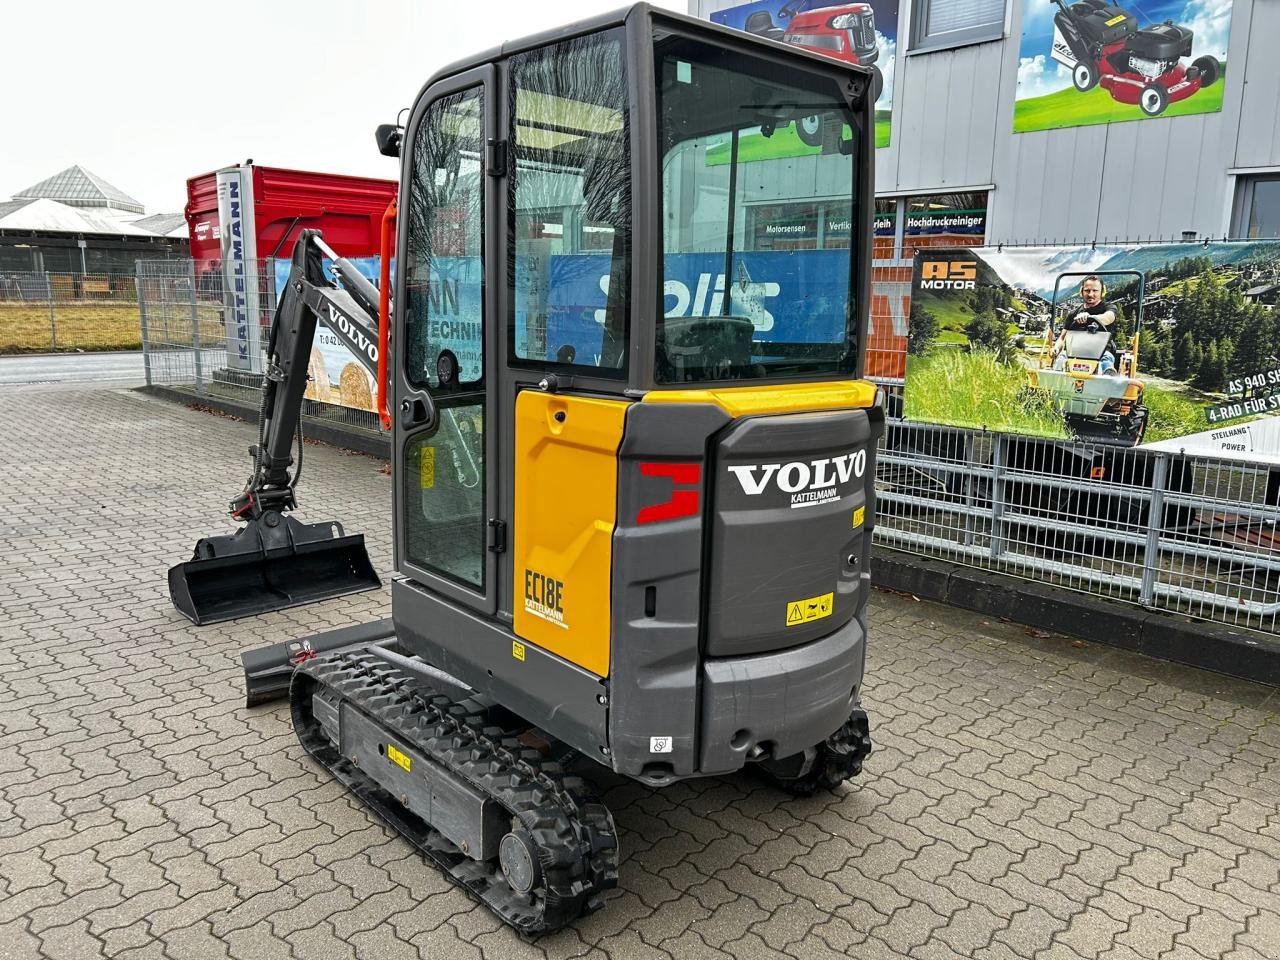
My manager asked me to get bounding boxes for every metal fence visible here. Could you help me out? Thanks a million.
[878,416,1279,634]
[136,258,1279,637]
[136,258,380,432]
[0,270,141,353]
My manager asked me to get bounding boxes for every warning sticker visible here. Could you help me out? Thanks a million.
[852,506,866,529]
[387,743,412,772]
[420,447,435,489]
[512,641,526,661]
[785,591,834,627]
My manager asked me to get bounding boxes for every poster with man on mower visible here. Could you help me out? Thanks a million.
[711,0,897,148]
[903,240,1280,464]
[1014,0,1232,131]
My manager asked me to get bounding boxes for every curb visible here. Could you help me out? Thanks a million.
[872,545,1280,687]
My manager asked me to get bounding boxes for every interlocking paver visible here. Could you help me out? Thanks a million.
[1,382,1278,960]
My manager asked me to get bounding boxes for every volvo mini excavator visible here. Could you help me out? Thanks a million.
[175,4,883,935]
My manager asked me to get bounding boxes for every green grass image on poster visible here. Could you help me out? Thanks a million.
[905,350,1071,439]
[1014,66,1226,133]
[904,349,1214,444]
[707,110,890,164]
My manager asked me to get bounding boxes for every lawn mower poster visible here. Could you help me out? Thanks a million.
[903,240,1280,464]
[711,0,897,148]
[1014,0,1232,132]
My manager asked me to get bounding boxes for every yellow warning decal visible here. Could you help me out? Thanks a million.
[785,592,835,627]
[1105,13,1126,24]
[387,744,412,772]
[420,447,435,489]
[852,506,866,529]
[512,641,526,662]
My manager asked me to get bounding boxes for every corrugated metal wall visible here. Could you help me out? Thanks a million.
[692,0,1280,243]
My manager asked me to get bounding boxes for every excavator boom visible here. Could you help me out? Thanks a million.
[167,230,383,624]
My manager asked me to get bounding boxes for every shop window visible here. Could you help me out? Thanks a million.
[1232,175,1280,239]
[910,0,1005,53]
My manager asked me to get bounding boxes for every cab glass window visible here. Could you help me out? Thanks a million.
[404,89,485,389]
[510,31,630,374]
[655,34,860,383]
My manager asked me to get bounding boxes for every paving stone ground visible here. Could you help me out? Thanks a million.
[2,383,1279,960]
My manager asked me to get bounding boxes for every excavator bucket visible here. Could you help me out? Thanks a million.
[168,515,380,625]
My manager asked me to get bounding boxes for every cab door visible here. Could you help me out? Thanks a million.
[394,66,499,614]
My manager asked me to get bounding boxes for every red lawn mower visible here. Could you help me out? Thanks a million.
[1050,0,1220,117]
[745,1,884,143]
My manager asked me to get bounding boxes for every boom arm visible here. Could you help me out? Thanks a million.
[235,229,385,520]
[165,228,384,625]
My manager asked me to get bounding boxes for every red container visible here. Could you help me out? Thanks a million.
[185,164,397,267]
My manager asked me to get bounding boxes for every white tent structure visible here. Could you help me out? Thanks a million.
[0,167,187,274]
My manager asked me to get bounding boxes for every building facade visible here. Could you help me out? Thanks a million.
[690,0,1279,254]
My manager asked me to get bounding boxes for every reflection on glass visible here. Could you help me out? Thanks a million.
[656,35,859,383]
[511,31,631,373]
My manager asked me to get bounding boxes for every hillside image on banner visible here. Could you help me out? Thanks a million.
[903,241,1280,464]
[711,0,897,148]
[1014,0,1232,132]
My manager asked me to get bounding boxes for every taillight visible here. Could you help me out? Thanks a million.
[636,462,702,525]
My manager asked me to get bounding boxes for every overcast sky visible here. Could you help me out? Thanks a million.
[0,0,686,215]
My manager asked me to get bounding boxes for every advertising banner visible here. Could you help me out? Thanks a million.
[1014,0,1232,133]
[216,168,262,373]
[903,241,1280,464]
[273,256,385,413]
[272,255,488,413]
[710,0,897,148]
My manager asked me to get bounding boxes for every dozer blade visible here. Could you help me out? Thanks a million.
[168,514,380,625]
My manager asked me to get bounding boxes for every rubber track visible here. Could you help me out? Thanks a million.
[289,649,618,936]
[763,709,872,796]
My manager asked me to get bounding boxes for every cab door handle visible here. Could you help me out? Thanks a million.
[399,395,437,432]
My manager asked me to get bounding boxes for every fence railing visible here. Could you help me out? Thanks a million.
[0,270,141,353]
[135,257,1279,637]
[877,419,1279,634]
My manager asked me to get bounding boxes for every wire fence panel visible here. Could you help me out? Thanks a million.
[0,270,141,353]
[137,258,381,434]
[136,258,1279,637]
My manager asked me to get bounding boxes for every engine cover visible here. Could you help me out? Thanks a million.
[705,407,876,658]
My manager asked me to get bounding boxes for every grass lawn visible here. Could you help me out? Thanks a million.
[1014,66,1226,132]
[905,348,1071,439]
[0,302,224,354]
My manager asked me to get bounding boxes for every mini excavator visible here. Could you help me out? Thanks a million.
[171,4,883,935]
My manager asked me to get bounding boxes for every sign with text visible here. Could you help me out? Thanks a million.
[904,240,1280,464]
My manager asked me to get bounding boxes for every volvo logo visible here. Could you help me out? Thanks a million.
[728,451,866,509]
[328,304,379,365]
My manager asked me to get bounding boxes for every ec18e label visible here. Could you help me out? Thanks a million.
[786,591,834,627]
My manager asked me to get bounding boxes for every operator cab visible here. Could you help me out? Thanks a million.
[388,4,878,783]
